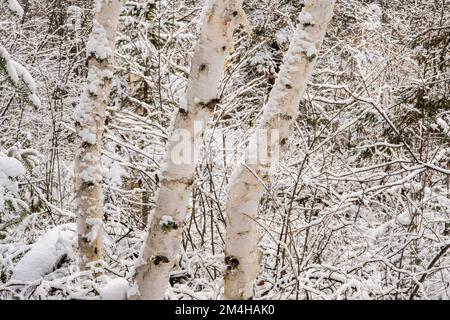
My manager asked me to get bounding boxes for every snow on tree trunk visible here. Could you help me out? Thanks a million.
[73,0,122,269]
[133,0,246,300]
[223,0,336,300]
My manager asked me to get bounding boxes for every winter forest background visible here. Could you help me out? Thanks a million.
[1,0,449,300]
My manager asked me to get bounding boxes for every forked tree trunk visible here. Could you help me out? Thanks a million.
[133,0,246,300]
[73,0,122,269]
[224,0,336,300]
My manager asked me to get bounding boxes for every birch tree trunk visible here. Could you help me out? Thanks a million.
[73,0,122,269]
[134,0,246,300]
[224,0,336,300]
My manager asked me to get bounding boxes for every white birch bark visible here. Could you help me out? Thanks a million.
[73,0,122,269]
[133,0,246,300]
[224,0,336,300]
